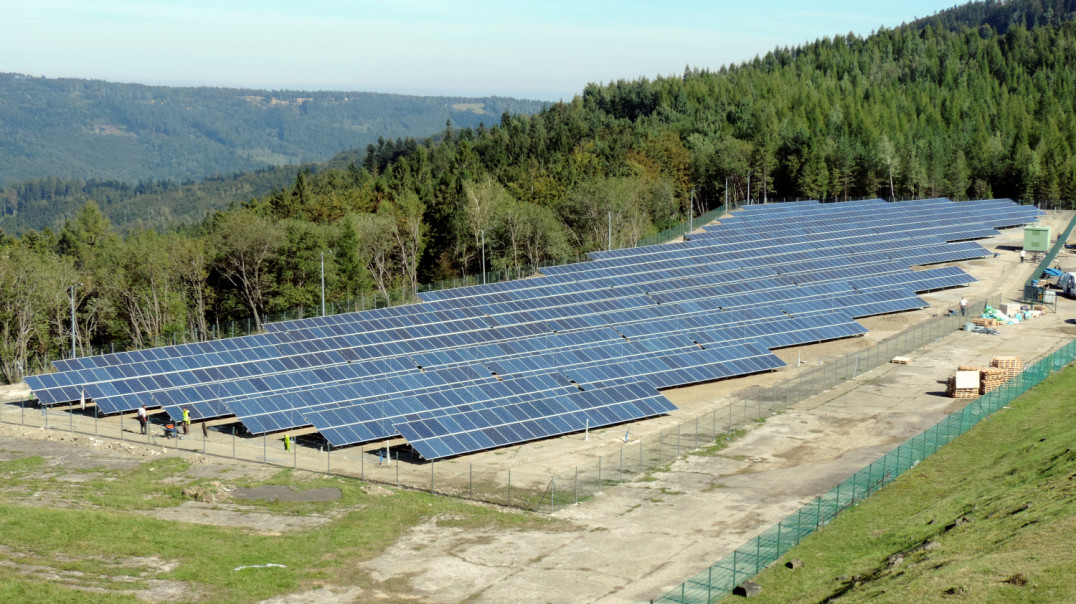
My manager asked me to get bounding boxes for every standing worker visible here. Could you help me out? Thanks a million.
[137,405,148,435]
[181,407,191,435]
[1020,249,1026,263]
[959,296,968,317]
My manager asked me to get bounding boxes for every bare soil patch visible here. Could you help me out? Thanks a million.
[146,501,338,534]
[232,485,342,502]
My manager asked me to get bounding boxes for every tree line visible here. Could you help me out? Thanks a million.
[3,1,1076,383]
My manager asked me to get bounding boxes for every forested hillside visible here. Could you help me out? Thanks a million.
[2,0,1076,384]
[0,74,545,212]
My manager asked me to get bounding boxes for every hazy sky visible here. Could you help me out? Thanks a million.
[3,1,962,101]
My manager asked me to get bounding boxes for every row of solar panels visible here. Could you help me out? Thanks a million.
[24,254,970,424]
[25,199,1040,460]
[27,222,985,420]
[38,198,1017,396]
[26,252,958,420]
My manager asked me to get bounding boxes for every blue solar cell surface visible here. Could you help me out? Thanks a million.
[23,198,1041,460]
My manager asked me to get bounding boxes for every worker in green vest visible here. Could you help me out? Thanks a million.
[182,408,191,435]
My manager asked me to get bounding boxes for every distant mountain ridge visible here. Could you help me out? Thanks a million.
[0,73,546,186]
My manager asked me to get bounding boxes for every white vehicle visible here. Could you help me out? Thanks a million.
[1059,272,1076,298]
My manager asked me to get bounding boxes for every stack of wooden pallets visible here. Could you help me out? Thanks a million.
[947,370,981,399]
[979,367,1008,394]
[991,356,1023,380]
[971,317,998,327]
[947,357,1023,399]
[955,364,1008,394]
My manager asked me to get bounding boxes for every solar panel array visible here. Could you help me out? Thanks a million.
[25,198,1042,460]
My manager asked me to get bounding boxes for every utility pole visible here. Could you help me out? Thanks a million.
[320,251,332,316]
[481,229,487,285]
[747,170,752,206]
[688,189,694,235]
[607,210,612,251]
[69,283,82,358]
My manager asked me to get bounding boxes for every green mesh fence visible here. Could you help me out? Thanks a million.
[633,204,733,248]
[534,294,1001,514]
[655,337,1076,603]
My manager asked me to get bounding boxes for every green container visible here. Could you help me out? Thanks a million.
[1023,225,1051,252]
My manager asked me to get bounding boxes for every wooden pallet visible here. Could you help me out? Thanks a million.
[947,376,981,399]
[991,356,1023,380]
[951,389,980,399]
[890,356,911,364]
[979,367,1008,394]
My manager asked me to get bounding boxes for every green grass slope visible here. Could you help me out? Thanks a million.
[0,455,563,603]
[739,365,1076,603]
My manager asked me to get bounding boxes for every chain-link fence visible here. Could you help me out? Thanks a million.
[654,337,1076,604]
[4,293,998,511]
[533,294,1002,513]
[33,204,738,373]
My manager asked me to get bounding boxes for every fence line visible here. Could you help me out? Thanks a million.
[533,293,1001,513]
[654,337,1076,603]
[35,203,734,372]
[40,197,1043,368]
[4,293,1000,513]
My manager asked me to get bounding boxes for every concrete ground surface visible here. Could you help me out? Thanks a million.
[0,208,1073,603]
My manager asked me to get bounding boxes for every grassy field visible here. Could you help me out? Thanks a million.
[734,365,1076,603]
[0,451,565,603]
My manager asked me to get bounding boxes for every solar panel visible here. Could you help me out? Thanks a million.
[24,197,1040,460]
[395,381,675,460]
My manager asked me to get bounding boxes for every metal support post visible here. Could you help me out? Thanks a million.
[607,210,612,251]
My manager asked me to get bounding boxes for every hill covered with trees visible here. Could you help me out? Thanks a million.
[0,74,546,186]
[2,0,1076,384]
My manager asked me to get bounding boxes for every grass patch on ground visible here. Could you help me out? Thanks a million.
[0,454,570,602]
[733,365,1076,603]
[688,429,748,458]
